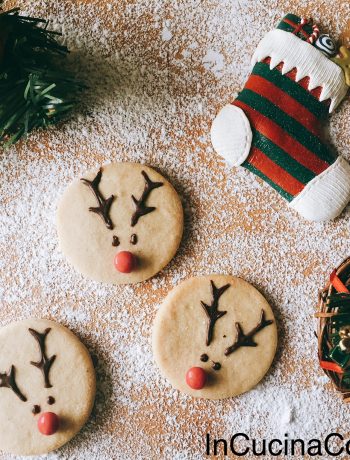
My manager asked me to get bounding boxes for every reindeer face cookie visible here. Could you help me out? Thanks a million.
[152,275,277,399]
[0,319,96,456]
[57,162,183,284]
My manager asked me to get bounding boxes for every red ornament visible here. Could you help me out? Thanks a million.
[319,360,344,374]
[37,412,59,435]
[330,269,349,293]
[186,367,207,390]
[114,251,137,273]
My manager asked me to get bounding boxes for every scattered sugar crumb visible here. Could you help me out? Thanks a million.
[202,50,225,78]
[162,21,173,41]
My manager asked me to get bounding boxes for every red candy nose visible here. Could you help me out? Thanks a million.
[186,367,207,390]
[37,412,59,435]
[114,251,137,273]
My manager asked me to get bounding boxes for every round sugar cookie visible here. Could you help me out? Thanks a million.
[0,319,96,456]
[57,162,183,284]
[153,275,277,399]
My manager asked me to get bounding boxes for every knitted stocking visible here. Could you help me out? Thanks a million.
[211,14,350,222]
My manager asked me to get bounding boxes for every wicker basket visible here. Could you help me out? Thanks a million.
[317,257,350,402]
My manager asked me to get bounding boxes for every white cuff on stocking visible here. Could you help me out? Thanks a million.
[289,156,350,221]
[251,29,348,112]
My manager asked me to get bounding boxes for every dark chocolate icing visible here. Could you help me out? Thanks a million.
[130,233,138,245]
[81,168,115,230]
[212,361,221,371]
[112,235,120,247]
[29,328,56,388]
[47,396,55,405]
[32,404,40,414]
[225,309,273,356]
[0,365,27,402]
[131,171,163,227]
[200,353,209,362]
[201,280,229,346]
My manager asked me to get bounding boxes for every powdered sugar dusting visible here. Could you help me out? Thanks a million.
[202,50,225,78]
[161,21,173,42]
[1,0,350,459]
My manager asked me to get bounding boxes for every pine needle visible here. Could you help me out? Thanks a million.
[0,3,84,147]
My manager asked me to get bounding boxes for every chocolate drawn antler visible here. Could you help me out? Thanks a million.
[201,280,229,346]
[29,328,56,388]
[131,171,163,226]
[81,168,115,230]
[225,309,273,356]
[0,365,27,401]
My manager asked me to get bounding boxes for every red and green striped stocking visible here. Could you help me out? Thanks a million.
[211,14,350,221]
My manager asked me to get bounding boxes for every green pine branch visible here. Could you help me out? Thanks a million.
[0,3,84,147]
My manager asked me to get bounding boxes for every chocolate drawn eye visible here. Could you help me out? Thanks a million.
[47,396,55,405]
[200,354,221,370]
[112,236,120,247]
[314,34,337,57]
[212,362,221,371]
[32,405,40,415]
[130,234,138,245]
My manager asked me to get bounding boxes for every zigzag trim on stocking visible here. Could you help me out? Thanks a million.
[251,29,348,112]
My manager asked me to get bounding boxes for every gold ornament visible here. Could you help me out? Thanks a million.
[339,325,350,353]
[332,46,350,86]
[339,325,350,338]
